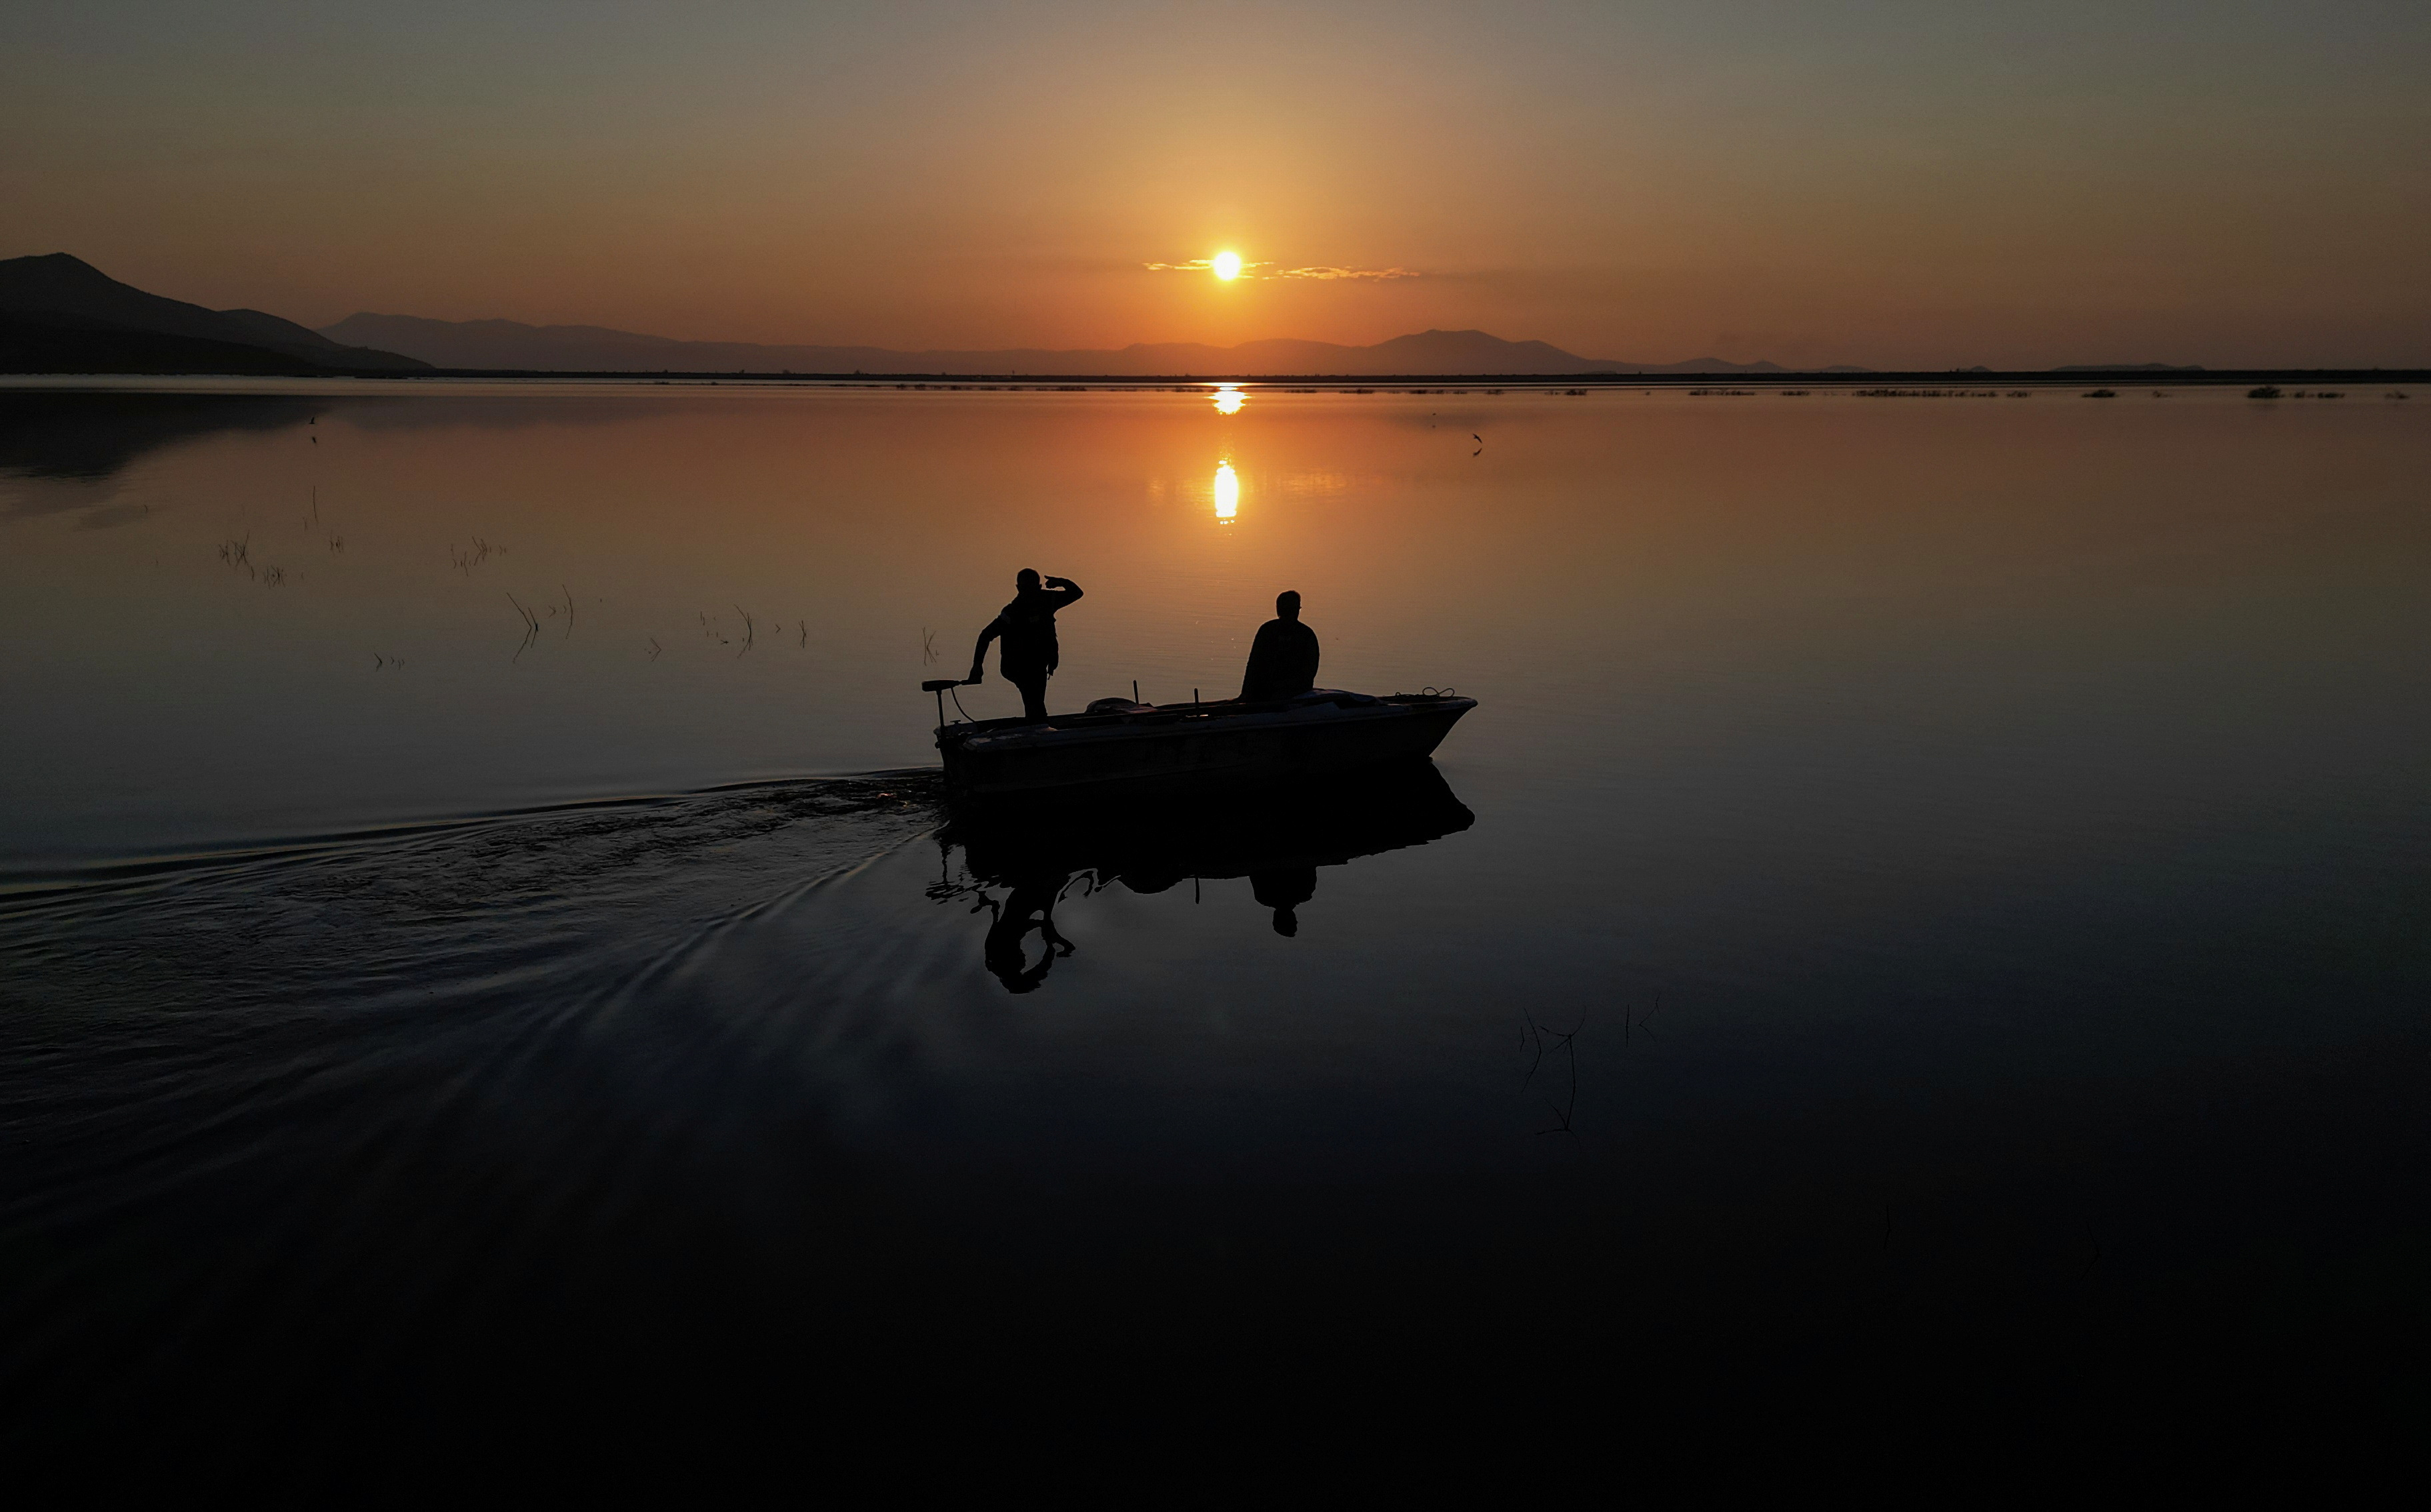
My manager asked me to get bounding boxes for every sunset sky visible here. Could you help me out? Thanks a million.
[9,1,2428,367]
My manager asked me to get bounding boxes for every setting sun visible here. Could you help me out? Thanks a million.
[1211,251,1243,281]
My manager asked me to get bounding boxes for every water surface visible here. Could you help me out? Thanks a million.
[5,381,2427,1459]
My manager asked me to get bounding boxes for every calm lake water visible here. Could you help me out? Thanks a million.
[5,380,2428,1464]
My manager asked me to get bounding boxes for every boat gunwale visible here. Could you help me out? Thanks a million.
[935,692,1476,751]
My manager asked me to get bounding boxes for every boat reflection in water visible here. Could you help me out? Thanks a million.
[929,761,1476,993]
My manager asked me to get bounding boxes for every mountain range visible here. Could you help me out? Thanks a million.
[0,254,427,375]
[8,253,2226,379]
[319,312,1822,376]
[0,256,1798,376]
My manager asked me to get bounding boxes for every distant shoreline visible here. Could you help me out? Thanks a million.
[3,367,2424,388]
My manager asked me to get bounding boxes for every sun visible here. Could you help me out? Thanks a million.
[1211,251,1243,281]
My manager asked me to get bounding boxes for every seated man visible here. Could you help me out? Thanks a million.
[1240,589,1320,703]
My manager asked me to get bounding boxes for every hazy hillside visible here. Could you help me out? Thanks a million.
[0,255,427,375]
[322,314,1800,376]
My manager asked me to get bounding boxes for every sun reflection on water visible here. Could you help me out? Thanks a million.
[1211,385,1245,415]
[1213,461,1239,521]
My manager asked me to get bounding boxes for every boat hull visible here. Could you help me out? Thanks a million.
[937,693,1476,803]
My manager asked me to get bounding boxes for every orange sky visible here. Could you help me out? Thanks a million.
[8,2,2429,366]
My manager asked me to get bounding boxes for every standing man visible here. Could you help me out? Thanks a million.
[969,568,1084,722]
[1239,589,1320,703]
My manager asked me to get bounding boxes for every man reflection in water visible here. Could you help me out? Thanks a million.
[969,569,1083,723]
[1252,865,1318,937]
[1240,589,1320,702]
[982,875,1076,993]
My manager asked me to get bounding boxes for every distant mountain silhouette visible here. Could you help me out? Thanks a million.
[0,255,427,375]
[321,315,1816,377]
[0,257,2228,379]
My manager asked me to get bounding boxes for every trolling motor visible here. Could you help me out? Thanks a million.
[923,675,979,731]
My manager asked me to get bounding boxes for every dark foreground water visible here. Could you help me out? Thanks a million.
[3,381,2428,1474]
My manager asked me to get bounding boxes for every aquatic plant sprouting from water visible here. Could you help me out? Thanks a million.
[1520,1007,1585,1139]
[2248,386,2282,399]
[506,592,541,659]
[450,538,495,574]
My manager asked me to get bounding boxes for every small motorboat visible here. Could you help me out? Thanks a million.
[921,683,1477,804]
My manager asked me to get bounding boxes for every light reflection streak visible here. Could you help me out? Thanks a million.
[1212,385,1245,415]
[1213,461,1238,521]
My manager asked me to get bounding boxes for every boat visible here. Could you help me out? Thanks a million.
[921,683,1477,804]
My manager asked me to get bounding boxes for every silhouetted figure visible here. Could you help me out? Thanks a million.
[970,569,1083,722]
[1252,865,1318,937]
[1240,589,1320,703]
[981,875,1076,993]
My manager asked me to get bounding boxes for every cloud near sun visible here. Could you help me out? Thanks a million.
[1144,259,1420,281]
